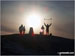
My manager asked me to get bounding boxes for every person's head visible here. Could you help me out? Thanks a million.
[47,24,48,25]
[30,27,33,30]
[21,24,23,27]
[42,25,44,27]
[24,26,25,28]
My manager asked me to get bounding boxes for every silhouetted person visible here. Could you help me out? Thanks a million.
[19,24,23,36]
[44,23,52,35]
[40,25,44,35]
[23,26,25,35]
[29,27,34,36]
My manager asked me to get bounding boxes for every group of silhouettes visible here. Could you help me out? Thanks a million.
[40,23,52,35]
[19,25,25,36]
[19,23,52,36]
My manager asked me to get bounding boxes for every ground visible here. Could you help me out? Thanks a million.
[1,34,74,55]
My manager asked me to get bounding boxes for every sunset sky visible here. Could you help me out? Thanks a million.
[1,1,74,39]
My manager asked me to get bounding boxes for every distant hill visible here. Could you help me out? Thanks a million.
[1,34,74,55]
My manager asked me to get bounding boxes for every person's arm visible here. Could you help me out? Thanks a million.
[24,26,26,31]
[44,23,46,26]
[25,28,26,31]
[49,23,52,27]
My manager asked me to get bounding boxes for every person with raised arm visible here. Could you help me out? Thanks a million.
[44,23,52,35]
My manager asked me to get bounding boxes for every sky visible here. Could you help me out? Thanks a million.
[1,1,74,39]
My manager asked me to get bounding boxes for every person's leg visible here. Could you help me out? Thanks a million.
[20,31,22,36]
[46,31,49,35]
[22,31,23,36]
[43,30,44,35]
[46,32,48,35]
[47,28,49,35]
[23,31,25,35]
[48,32,49,35]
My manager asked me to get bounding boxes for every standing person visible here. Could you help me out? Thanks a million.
[19,24,23,36]
[29,27,34,36]
[23,26,25,35]
[40,25,45,35]
[44,23,52,35]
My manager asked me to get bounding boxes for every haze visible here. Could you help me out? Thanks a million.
[1,1,74,39]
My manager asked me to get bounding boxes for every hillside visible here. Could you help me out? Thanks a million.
[1,34,74,55]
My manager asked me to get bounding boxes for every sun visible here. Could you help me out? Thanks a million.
[26,12,41,28]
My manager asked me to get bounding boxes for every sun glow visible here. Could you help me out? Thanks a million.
[26,12,41,28]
